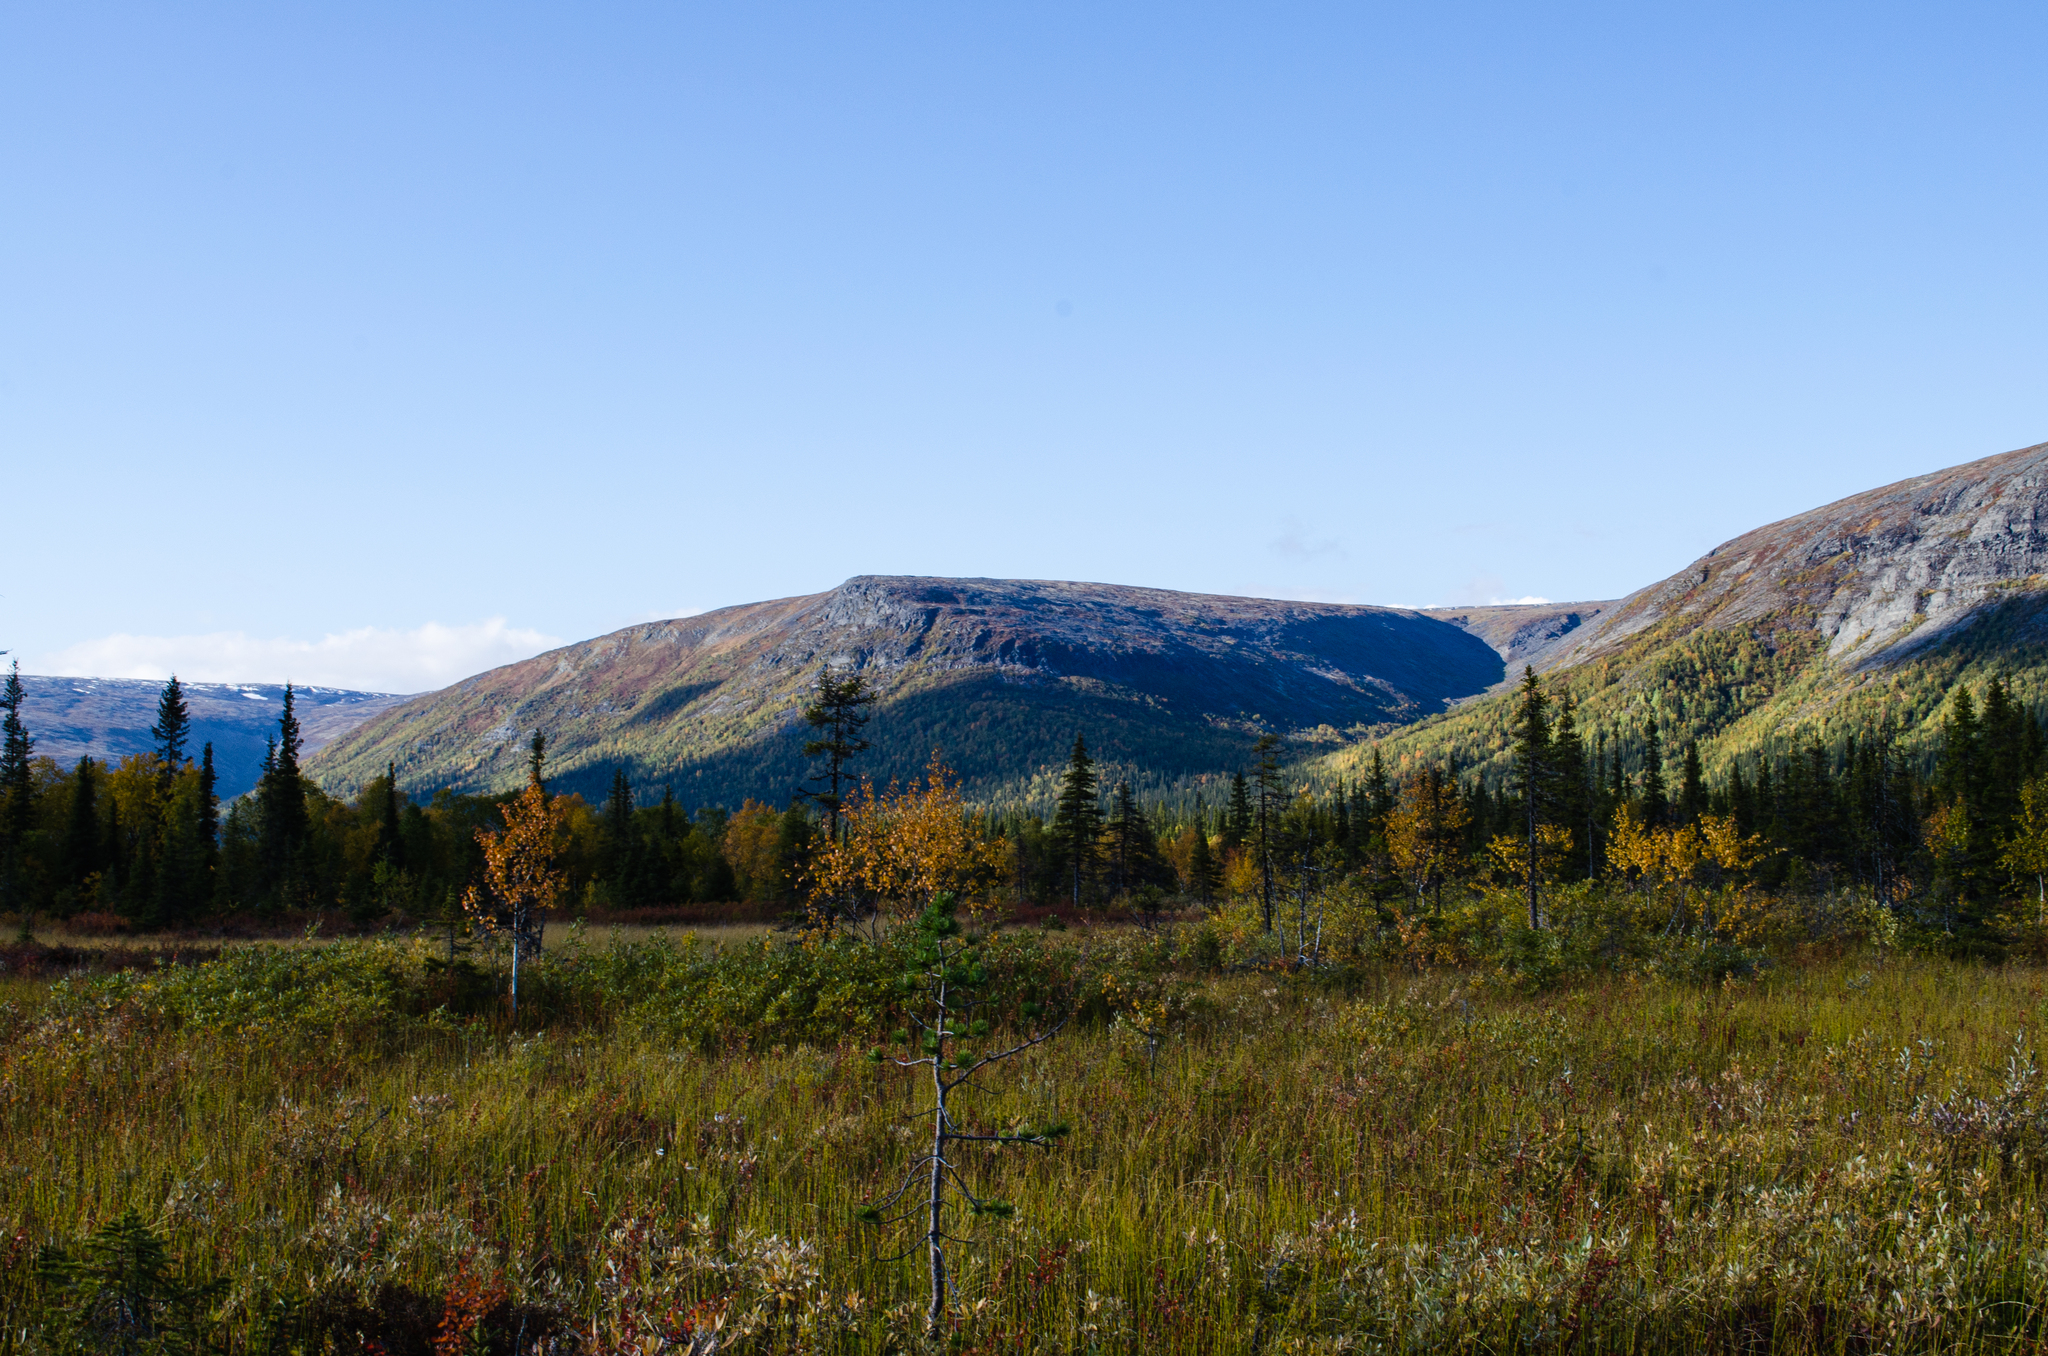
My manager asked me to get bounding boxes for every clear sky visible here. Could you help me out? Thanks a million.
[6,2,2045,692]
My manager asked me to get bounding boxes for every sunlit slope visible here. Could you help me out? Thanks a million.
[306,576,1503,809]
[1317,439,2048,790]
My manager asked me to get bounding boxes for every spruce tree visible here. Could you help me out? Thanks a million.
[1,661,33,846]
[1507,666,1551,928]
[1187,808,1220,903]
[1048,734,1103,909]
[1678,740,1706,824]
[376,762,404,869]
[1223,772,1252,857]
[150,675,192,779]
[197,744,218,852]
[1552,695,1589,880]
[63,757,99,892]
[603,767,641,903]
[256,685,310,907]
[0,661,33,912]
[528,730,549,792]
[1640,720,1668,825]
[1251,734,1285,933]
[800,668,877,842]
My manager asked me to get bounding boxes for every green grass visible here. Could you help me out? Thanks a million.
[6,925,2048,1351]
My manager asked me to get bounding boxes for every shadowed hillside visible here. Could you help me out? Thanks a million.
[306,577,1504,810]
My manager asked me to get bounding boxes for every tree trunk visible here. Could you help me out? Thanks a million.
[926,983,950,1337]
[510,927,521,1021]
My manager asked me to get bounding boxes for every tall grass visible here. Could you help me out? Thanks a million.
[5,927,2048,1351]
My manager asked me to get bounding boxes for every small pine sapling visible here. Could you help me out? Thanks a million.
[858,892,1068,1339]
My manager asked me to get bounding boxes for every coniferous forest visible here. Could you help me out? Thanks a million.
[7,657,2048,955]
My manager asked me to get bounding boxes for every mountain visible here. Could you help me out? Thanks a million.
[306,577,1505,810]
[16,678,413,799]
[1317,438,2048,790]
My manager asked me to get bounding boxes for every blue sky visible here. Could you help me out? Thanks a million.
[6,2,2045,691]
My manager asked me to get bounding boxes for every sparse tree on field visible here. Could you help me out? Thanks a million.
[801,667,877,842]
[464,761,567,1019]
[858,892,1068,1340]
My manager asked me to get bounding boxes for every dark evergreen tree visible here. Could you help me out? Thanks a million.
[800,668,877,842]
[375,762,405,869]
[602,766,643,904]
[197,744,219,853]
[1222,772,1252,857]
[1678,740,1706,825]
[1048,733,1103,908]
[1104,781,1167,897]
[255,685,310,908]
[1552,695,1590,880]
[62,757,99,895]
[528,730,549,792]
[1186,808,1220,903]
[150,675,192,779]
[1250,734,1285,933]
[1640,720,1668,825]
[1507,666,1552,928]
[0,661,34,912]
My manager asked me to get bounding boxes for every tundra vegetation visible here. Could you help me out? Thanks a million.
[9,667,2048,1349]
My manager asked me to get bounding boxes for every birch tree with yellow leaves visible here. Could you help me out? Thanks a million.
[463,767,567,1018]
[805,755,1003,935]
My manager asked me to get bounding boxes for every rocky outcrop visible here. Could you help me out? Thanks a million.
[1510,440,2048,673]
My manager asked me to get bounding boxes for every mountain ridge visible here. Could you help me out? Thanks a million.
[306,577,1506,808]
[1317,439,2048,790]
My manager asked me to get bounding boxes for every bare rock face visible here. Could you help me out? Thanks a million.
[1511,440,2048,673]
[306,577,1505,804]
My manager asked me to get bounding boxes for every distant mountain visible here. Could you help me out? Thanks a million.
[17,678,413,798]
[1319,438,2048,789]
[306,577,1505,811]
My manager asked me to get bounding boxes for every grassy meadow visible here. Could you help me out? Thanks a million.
[6,910,2048,1352]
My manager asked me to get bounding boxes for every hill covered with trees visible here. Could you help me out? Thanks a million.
[305,577,1505,813]
[1322,438,2048,796]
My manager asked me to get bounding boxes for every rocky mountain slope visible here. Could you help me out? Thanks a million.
[17,678,412,798]
[1321,438,2048,789]
[306,577,1504,809]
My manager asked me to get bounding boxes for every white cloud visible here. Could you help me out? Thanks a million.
[1268,517,1345,561]
[35,618,564,694]
[1488,595,1553,606]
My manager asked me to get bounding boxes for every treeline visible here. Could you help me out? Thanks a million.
[10,656,2047,935]
[0,672,807,928]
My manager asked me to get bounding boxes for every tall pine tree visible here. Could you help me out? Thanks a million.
[1049,734,1103,909]
[1508,667,1551,928]
[256,685,310,907]
[150,675,191,779]
[1250,734,1285,933]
